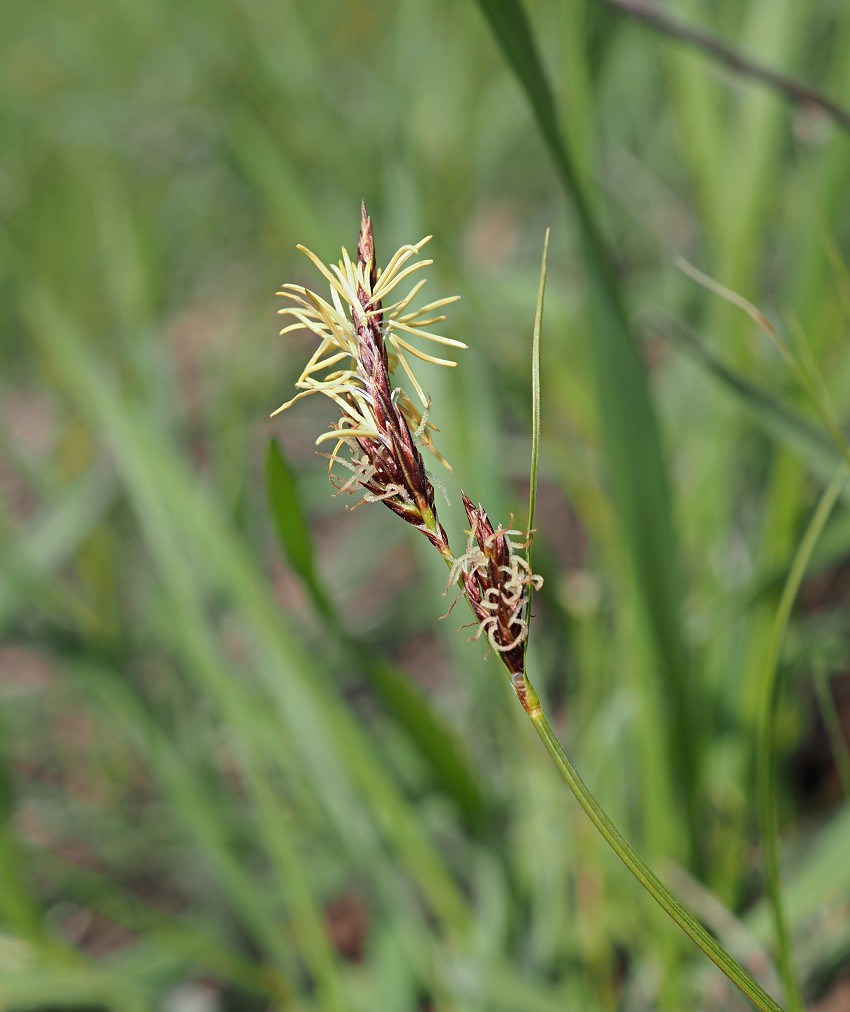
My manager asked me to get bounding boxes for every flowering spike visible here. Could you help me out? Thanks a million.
[272,208,464,454]
[456,493,543,678]
[272,206,462,556]
[272,207,547,701]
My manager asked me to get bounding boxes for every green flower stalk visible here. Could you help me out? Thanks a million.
[271,206,784,1012]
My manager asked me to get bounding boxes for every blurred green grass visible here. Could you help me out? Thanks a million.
[3,0,850,1008]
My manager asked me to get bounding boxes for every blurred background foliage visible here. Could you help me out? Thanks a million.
[2,0,850,1008]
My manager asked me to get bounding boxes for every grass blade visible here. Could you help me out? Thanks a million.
[265,436,334,620]
[754,467,846,1011]
[525,227,548,629]
[659,320,844,477]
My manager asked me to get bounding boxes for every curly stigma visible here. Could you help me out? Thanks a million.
[454,494,543,677]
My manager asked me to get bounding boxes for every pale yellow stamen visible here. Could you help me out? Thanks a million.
[272,234,463,465]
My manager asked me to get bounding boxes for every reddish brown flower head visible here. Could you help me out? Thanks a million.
[271,205,465,553]
[455,493,543,676]
[342,209,449,549]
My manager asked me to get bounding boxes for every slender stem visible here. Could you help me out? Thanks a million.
[518,673,784,1012]
[755,468,846,1012]
[594,0,850,135]
[421,424,780,1008]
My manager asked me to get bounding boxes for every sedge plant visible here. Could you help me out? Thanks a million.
[270,204,785,1012]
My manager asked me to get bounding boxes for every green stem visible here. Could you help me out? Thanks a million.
[422,457,778,1007]
[755,467,846,1012]
[518,674,783,1012]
